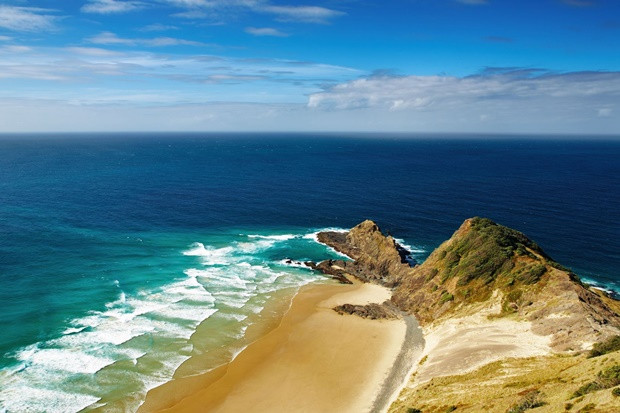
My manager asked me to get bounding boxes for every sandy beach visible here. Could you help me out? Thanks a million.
[140,281,418,413]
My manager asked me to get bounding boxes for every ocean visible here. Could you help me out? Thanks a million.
[0,133,618,412]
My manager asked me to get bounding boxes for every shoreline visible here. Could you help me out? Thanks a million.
[141,280,419,413]
[136,285,303,412]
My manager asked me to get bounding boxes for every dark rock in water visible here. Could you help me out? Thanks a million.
[333,300,400,320]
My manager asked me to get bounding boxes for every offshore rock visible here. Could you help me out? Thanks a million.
[317,220,413,286]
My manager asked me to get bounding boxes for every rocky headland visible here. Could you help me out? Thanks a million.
[313,218,620,412]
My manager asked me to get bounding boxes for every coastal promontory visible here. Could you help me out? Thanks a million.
[316,218,620,412]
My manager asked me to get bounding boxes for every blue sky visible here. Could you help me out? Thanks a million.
[0,0,619,133]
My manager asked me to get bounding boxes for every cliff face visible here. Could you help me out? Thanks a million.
[319,218,620,351]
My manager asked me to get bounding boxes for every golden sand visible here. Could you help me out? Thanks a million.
[140,282,407,413]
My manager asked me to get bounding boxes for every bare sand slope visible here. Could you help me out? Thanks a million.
[413,296,552,385]
[149,282,409,413]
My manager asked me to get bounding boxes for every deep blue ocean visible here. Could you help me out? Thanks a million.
[1,134,619,412]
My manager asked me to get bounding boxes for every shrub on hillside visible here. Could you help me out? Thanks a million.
[571,364,620,398]
[587,335,620,358]
[506,389,545,413]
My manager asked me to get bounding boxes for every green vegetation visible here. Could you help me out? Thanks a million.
[506,389,545,413]
[612,387,620,397]
[433,218,547,288]
[578,403,595,412]
[514,263,547,285]
[571,364,620,398]
[406,408,422,413]
[548,260,571,272]
[426,268,438,282]
[502,289,523,314]
[587,335,620,358]
[439,292,454,304]
[389,347,620,413]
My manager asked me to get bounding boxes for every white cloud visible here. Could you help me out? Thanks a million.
[2,40,616,134]
[87,32,135,45]
[171,9,209,19]
[308,71,620,111]
[163,0,213,7]
[260,5,344,23]
[245,27,288,37]
[86,31,206,47]
[161,0,344,24]
[140,23,179,32]
[0,6,57,32]
[302,70,620,133]
[1,45,33,53]
[0,43,357,91]
[0,35,13,41]
[147,36,206,46]
[81,0,144,14]
[64,47,124,57]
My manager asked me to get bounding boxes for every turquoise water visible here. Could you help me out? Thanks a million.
[0,134,618,411]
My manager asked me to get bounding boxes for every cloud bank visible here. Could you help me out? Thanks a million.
[82,0,145,14]
[0,6,57,32]
[0,38,617,134]
[81,0,344,24]
[307,70,620,129]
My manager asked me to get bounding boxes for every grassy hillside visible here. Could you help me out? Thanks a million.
[389,336,620,413]
[391,218,620,350]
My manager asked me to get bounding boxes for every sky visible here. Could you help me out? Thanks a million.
[0,0,619,133]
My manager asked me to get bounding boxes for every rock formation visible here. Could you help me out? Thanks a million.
[316,217,620,352]
[333,301,400,320]
[316,220,413,286]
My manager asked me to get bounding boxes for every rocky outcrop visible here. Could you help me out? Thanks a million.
[317,220,413,286]
[315,217,620,351]
[333,301,400,320]
[304,260,353,284]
